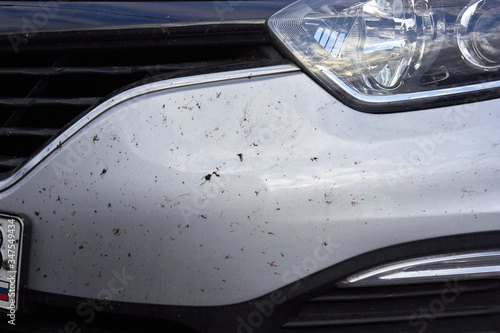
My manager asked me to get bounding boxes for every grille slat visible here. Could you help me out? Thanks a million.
[0,157,26,170]
[284,306,500,328]
[0,97,99,107]
[0,128,59,138]
[0,61,245,76]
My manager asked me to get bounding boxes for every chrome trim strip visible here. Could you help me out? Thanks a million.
[318,65,500,105]
[337,250,500,287]
[0,64,301,192]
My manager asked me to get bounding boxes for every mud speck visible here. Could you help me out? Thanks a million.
[92,135,100,143]
[237,153,243,162]
[100,168,108,176]
[113,228,120,236]
[202,171,220,184]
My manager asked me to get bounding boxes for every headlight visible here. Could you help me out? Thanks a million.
[268,0,500,112]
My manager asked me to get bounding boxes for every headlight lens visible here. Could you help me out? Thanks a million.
[268,0,500,112]
[457,0,500,71]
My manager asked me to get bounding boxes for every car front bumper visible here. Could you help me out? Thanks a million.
[0,63,499,331]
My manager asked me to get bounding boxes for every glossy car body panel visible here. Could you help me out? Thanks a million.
[0,65,498,307]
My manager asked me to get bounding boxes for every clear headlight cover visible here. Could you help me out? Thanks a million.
[268,0,500,112]
[457,0,500,71]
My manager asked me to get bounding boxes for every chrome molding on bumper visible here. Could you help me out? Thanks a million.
[338,250,500,287]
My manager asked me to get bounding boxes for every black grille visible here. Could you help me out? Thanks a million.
[283,279,500,332]
[0,35,283,180]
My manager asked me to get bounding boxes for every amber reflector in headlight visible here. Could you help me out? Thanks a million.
[268,0,500,112]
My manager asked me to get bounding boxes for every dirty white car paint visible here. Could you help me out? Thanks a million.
[0,64,498,306]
